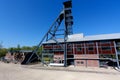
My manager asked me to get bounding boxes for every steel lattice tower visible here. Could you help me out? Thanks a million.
[22,0,73,66]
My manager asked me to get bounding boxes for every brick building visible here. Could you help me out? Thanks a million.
[42,33,120,67]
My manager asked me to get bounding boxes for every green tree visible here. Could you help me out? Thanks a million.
[21,46,32,50]
[0,42,7,57]
[0,48,7,57]
[32,46,43,55]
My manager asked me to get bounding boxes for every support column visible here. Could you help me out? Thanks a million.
[96,42,100,67]
[73,43,75,67]
[84,42,87,67]
[63,0,73,67]
[113,41,120,69]
[64,42,67,67]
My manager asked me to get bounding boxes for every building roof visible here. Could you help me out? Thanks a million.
[19,50,33,53]
[43,33,120,44]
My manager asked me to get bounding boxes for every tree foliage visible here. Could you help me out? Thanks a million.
[0,48,7,57]
[0,43,43,57]
[0,42,7,57]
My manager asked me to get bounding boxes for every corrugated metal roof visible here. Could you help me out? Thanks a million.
[43,33,120,44]
[68,33,120,42]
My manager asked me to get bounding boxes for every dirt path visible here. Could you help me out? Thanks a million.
[0,62,120,80]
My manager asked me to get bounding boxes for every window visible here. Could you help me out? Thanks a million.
[88,47,94,51]
[67,48,72,52]
[99,54,115,59]
[116,42,120,44]
[117,47,120,51]
[53,48,63,51]
[77,61,84,64]
[77,61,80,64]
[100,40,110,44]
[77,47,82,51]
[80,61,84,64]
[101,46,111,50]
[87,41,94,44]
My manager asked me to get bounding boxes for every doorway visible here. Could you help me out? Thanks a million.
[67,54,74,66]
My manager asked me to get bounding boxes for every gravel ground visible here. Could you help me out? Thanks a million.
[0,62,120,80]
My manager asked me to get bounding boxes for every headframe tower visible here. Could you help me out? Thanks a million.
[22,0,73,67]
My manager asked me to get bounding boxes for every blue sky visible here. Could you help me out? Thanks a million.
[0,0,120,48]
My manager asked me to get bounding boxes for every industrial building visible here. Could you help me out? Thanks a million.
[22,0,120,68]
[42,33,120,67]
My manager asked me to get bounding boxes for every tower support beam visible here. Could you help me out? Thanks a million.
[22,0,73,65]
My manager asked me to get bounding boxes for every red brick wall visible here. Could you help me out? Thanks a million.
[87,60,99,67]
[75,60,86,67]
[74,54,99,67]
[74,54,98,59]
[42,40,117,67]
[98,41,115,54]
[43,41,116,55]
[74,60,99,67]
[53,54,64,63]
[54,55,64,59]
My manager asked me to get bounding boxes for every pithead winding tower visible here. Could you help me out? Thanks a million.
[22,0,73,67]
